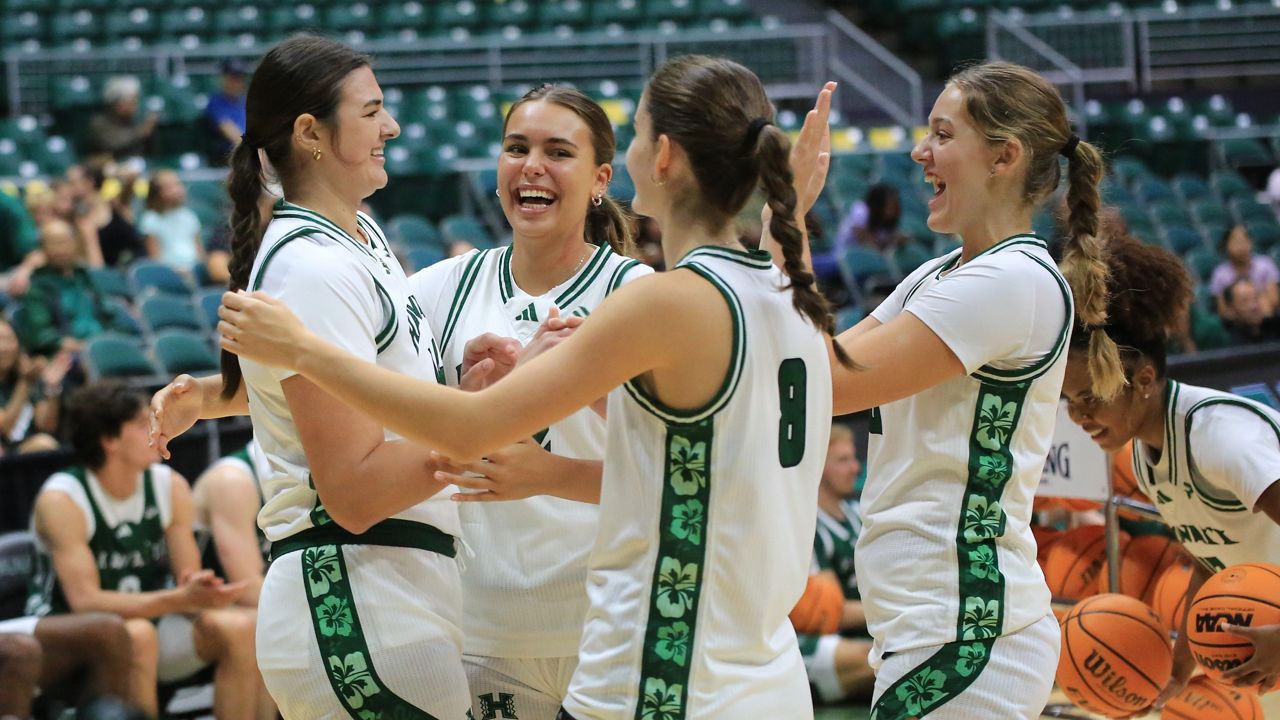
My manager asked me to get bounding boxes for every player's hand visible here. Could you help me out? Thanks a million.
[789,572,843,636]
[436,440,559,502]
[519,306,583,368]
[179,569,247,611]
[1220,623,1280,693]
[150,374,201,460]
[1151,630,1196,709]
[790,81,836,217]
[459,333,520,391]
[218,290,313,370]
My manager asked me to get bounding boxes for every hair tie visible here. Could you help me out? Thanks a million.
[1060,134,1080,158]
[240,133,258,149]
[744,117,772,151]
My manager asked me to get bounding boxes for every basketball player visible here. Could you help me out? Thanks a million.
[191,438,270,606]
[803,62,1116,718]
[217,54,846,719]
[216,35,468,717]
[1059,229,1280,712]
[26,382,267,718]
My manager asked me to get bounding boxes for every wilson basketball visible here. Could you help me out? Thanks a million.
[1151,560,1195,635]
[1098,534,1180,602]
[1043,525,1129,601]
[1188,563,1280,683]
[1056,593,1173,717]
[1161,675,1263,719]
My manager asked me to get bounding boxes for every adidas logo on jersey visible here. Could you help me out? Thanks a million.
[515,303,538,322]
[115,525,133,539]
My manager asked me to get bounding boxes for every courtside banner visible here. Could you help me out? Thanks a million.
[1037,400,1110,501]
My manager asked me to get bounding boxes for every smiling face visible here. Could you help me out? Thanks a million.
[498,99,609,242]
[1062,349,1148,452]
[911,85,1002,237]
[323,66,399,202]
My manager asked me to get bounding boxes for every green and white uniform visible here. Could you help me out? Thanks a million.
[859,236,1069,718]
[1131,380,1280,718]
[26,465,209,682]
[563,247,833,720]
[242,201,467,719]
[801,499,865,703]
[195,438,271,577]
[410,242,649,720]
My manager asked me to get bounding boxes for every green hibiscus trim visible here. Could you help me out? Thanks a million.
[955,642,988,678]
[670,499,705,546]
[639,677,683,720]
[976,454,1010,484]
[896,667,948,717]
[962,496,1005,543]
[654,621,692,667]
[303,545,342,596]
[328,652,379,710]
[961,597,1001,640]
[655,557,699,619]
[317,595,354,638]
[975,394,1016,451]
[668,435,707,496]
[966,545,998,582]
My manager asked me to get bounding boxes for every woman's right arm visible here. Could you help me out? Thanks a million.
[149,373,248,458]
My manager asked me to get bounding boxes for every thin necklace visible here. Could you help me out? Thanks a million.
[552,245,592,288]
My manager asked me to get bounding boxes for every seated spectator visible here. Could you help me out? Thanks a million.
[1222,278,1280,344]
[192,439,270,607]
[86,77,156,161]
[69,162,145,269]
[798,424,874,704]
[835,183,908,253]
[15,219,116,357]
[1211,224,1279,321]
[139,170,214,282]
[0,613,140,716]
[0,318,66,455]
[25,382,273,719]
[202,60,249,166]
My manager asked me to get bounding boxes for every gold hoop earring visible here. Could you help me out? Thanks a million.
[592,193,603,207]
[312,146,322,161]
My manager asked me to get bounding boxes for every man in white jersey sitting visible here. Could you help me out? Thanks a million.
[25,382,273,719]
[191,438,271,607]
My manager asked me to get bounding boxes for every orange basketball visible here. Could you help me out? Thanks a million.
[1032,524,1063,567]
[1188,563,1280,683]
[1043,525,1129,601]
[1111,441,1151,520]
[1098,534,1181,602]
[1056,593,1173,717]
[1161,675,1263,719]
[1151,560,1195,635]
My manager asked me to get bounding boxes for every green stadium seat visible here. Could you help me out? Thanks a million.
[269,4,323,36]
[1135,178,1174,205]
[437,0,483,28]
[1231,198,1273,226]
[1246,221,1280,252]
[327,3,375,33]
[31,136,75,176]
[1210,171,1252,201]
[1189,301,1230,351]
[1218,138,1273,169]
[891,242,933,276]
[129,260,193,297]
[593,0,645,24]
[159,7,210,37]
[1191,200,1230,230]
[406,247,445,272]
[49,10,99,43]
[153,330,220,376]
[0,12,43,44]
[441,214,494,248]
[1193,94,1234,126]
[1149,200,1189,228]
[380,1,431,31]
[1110,156,1151,188]
[215,6,265,36]
[103,8,158,39]
[1100,178,1134,205]
[104,299,144,337]
[538,0,590,28]
[387,213,443,250]
[84,334,160,381]
[90,267,132,301]
[840,246,894,292]
[489,0,535,25]
[836,305,866,333]
[139,294,203,334]
[0,141,18,177]
[0,116,45,153]
[1171,173,1209,202]
[1184,247,1219,282]
[647,0,697,21]
[1231,383,1280,409]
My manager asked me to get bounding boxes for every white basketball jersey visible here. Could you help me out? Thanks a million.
[858,235,1072,663]
[564,246,833,720]
[410,242,649,657]
[242,200,456,542]
[1131,380,1280,572]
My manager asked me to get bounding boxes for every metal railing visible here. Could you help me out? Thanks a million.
[987,12,1090,133]
[4,21,921,125]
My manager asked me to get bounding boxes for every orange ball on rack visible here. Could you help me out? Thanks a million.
[1043,524,1129,601]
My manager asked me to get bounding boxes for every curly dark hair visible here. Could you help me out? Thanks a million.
[1069,226,1191,378]
[66,382,146,469]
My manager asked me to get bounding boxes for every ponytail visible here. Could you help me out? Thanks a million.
[219,140,266,399]
[1058,139,1125,400]
[585,193,636,257]
[755,126,854,369]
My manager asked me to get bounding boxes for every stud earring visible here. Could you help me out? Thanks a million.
[495,188,500,198]
[1143,393,1150,400]
[592,193,603,207]
[312,146,322,161]
[650,172,666,186]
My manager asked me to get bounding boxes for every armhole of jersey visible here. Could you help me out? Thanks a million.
[1184,398,1279,512]
[606,258,644,295]
[622,262,745,425]
[40,473,95,541]
[900,251,960,306]
[439,249,491,356]
[971,250,1073,385]
[152,465,175,529]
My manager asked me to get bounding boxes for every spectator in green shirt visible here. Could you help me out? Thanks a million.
[16,219,115,357]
